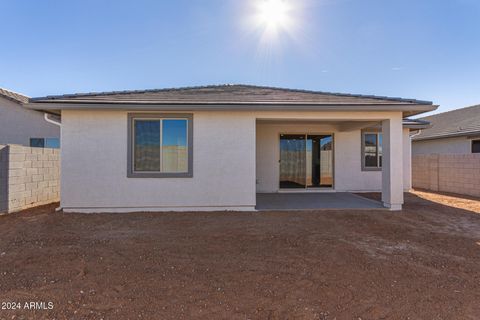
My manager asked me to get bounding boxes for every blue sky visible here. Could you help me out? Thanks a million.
[1,0,479,116]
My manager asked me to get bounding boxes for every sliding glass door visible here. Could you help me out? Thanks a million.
[279,135,306,188]
[280,134,333,189]
[306,135,333,187]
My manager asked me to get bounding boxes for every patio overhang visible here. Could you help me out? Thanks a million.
[255,114,405,211]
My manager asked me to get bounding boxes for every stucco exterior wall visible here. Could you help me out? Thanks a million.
[412,136,472,155]
[61,109,408,212]
[61,110,257,212]
[334,130,382,192]
[256,124,411,193]
[0,97,60,146]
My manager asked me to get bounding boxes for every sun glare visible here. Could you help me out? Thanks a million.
[241,0,305,58]
[258,0,290,29]
[253,0,295,37]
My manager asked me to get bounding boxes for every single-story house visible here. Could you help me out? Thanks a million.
[412,104,480,155]
[0,88,61,148]
[26,85,436,212]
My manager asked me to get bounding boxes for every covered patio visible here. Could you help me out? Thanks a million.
[256,192,384,210]
[255,114,407,211]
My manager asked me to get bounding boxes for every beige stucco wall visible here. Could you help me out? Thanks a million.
[256,124,411,192]
[412,136,473,155]
[61,110,257,212]
[0,97,60,146]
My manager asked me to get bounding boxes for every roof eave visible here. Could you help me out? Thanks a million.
[24,101,437,116]
[413,130,480,141]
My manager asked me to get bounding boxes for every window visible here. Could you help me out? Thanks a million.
[362,132,382,170]
[128,113,193,178]
[30,138,45,148]
[46,138,60,148]
[30,138,60,149]
[472,140,480,153]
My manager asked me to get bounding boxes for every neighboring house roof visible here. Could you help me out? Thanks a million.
[27,84,437,117]
[0,87,29,104]
[413,105,480,141]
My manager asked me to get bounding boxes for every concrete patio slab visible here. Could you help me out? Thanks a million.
[256,192,384,210]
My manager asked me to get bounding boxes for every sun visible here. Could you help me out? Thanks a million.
[253,0,294,35]
[241,0,303,53]
[257,0,290,29]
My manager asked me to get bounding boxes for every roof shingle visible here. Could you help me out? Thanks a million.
[31,84,433,105]
[413,105,480,140]
[0,88,29,104]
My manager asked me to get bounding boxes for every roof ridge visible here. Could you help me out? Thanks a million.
[30,84,433,105]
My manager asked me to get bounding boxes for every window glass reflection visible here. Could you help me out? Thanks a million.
[162,119,188,173]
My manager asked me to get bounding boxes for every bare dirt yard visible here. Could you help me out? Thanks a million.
[1,191,480,320]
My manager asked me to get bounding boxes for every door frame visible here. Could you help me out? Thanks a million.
[278,132,335,191]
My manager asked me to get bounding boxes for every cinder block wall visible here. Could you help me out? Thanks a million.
[0,145,8,212]
[0,144,60,214]
[412,154,440,191]
[412,154,480,197]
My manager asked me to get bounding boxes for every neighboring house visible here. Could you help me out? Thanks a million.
[0,88,60,148]
[26,85,436,212]
[412,105,480,155]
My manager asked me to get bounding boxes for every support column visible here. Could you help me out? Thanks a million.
[382,117,404,210]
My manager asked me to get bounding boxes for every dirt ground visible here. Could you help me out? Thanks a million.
[1,191,479,320]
